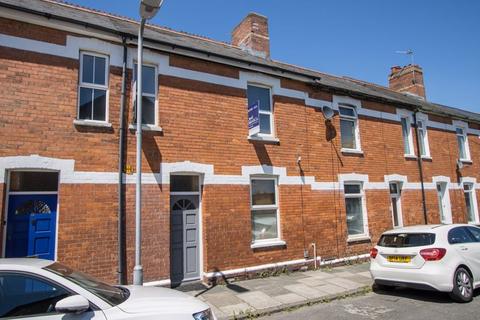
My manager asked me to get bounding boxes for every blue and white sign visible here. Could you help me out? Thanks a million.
[248,100,260,136]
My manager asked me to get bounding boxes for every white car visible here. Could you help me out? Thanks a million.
[370,224,480,302]
[0,258,215,320]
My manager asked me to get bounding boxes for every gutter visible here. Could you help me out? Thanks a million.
[311,79,418,112]
[117,36,128,285]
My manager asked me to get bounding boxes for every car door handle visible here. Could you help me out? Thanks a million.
[460,247,468,251]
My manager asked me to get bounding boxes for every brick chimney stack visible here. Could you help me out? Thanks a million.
[388,64,426,99]
[232,13,270,59]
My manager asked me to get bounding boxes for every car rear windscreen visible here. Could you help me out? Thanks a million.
[378,233,435,247]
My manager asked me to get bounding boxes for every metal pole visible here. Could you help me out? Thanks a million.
[118,36,128,285]
[133,18,146,286]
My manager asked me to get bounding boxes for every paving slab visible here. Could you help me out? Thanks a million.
[344,275,373,286]
[296,277,328,287]
[315,283,348,295]
[202,291,244,308]
[330,271,355,277]
[245,277,288,287]
[218,303,253,317]
[237,291,283,310]
[284,283,329,299]
[325,277,364,290]
[201,284,232,295]
[272,293,307,304]
[304,271,335,280]
[257,286,292,297]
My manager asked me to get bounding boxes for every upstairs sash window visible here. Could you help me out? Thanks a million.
[456,127,470,161]
[247,85,273,136]
[339,105,359,150]
[133,64,157,126]
[78,52,109,122]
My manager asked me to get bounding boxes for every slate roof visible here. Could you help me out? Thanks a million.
[1,0,478,123]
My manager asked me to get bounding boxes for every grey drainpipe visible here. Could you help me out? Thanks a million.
[413,111,428,224]
[118,36,128,285]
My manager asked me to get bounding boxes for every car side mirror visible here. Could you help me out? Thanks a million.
[55,295,90,314]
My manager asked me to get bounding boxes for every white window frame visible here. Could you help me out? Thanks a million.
[454,121,471,162]
[247,84,275,139]
[400,116,415,158]
[133,62,159,127]
[250,176,283,248]
[77,51,110,123]
[339,104,362,153]
[463,182,479,224]
[416,114,431,158]
[389,181,404,228]
[343,181,369,241]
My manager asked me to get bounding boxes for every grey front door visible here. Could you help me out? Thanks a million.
[170,195,199,285]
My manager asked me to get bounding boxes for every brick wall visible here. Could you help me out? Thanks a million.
[57,184,118,282]
[124,184,170,283]
[0,47,123,173]
[54,183,170,283]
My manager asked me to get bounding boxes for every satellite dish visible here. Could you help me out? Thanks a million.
[322,105,335,120]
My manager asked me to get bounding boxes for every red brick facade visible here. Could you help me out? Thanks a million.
[0,14,479,285]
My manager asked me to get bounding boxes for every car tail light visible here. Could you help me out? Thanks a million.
[370,247,378,259]
[420,248,446,261]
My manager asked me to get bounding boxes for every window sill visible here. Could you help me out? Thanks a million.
[73,119,112,128]
[421,155,432,161]
[347,235,371,243]
[128,124,163,132]
[341,148,364,155]
[251,239,286,249]
[460,159,473,164]
[248,135,280,143]
[404,154,417,160]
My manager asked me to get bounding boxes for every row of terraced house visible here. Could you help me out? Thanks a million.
[0,0,479,286]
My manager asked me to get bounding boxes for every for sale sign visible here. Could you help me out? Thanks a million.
[248,100,260,136]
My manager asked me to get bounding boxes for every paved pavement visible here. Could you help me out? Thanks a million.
[175,263,372,319]
[264,287,480,320]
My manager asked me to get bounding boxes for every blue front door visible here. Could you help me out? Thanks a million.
[5,194,57,260]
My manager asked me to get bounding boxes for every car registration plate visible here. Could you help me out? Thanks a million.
[387,255,411,263]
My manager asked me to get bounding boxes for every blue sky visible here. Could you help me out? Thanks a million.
[70,0,479,113]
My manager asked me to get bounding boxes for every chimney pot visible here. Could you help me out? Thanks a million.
[232,12,270,59]
[390,65,402,73]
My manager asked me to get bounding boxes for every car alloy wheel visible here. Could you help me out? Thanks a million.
[450,267,473,302]
[457,270,472,298]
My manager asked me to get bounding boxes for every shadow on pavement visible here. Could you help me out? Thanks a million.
[183,268,250,297]
[372,285,480,304]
